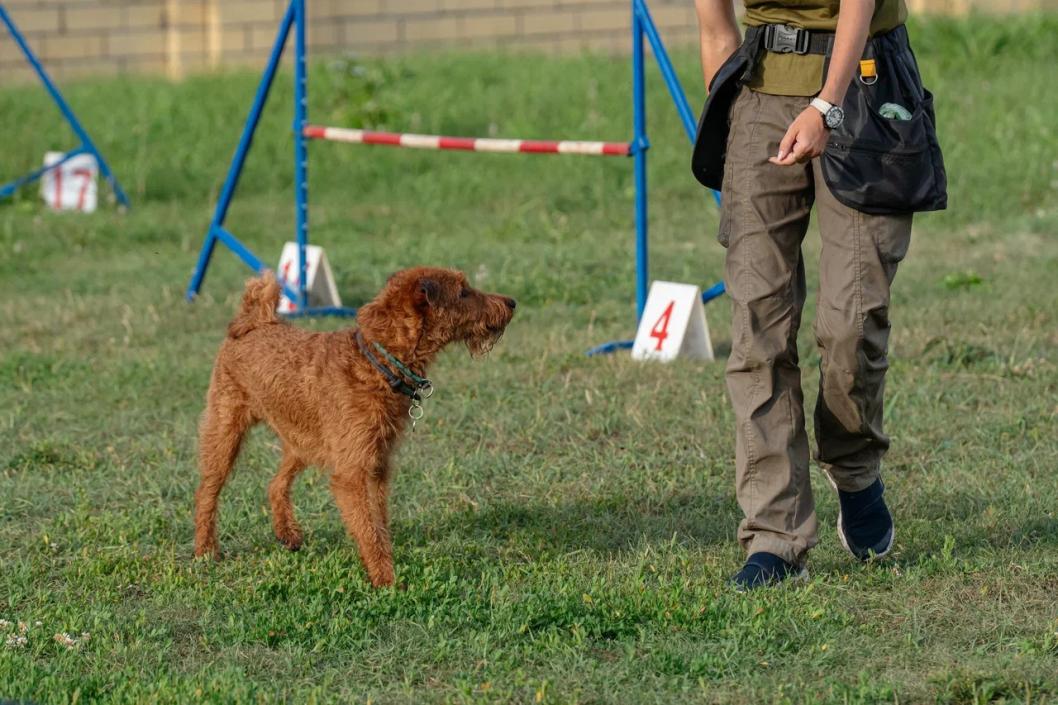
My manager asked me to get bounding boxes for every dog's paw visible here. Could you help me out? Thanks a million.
[275,529,303,552]
[368,568,397,589]
[193,544,222,561]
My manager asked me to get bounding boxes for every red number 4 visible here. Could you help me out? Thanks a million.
[650,300,675,351]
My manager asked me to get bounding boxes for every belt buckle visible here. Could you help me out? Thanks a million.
[766,24,810,55]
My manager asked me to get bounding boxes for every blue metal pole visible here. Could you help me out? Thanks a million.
[632,1,649,322]
[635,0,695,142]
[293,0,309,311]
[588,0,727,355]
[701,280,725,304]
[636,0,721,206]
[186,0,296,301]
[0,148,85,198]
[0,5,129,207]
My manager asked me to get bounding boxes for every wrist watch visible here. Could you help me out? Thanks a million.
[810,97,845,130]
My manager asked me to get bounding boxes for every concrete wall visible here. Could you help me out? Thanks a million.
[1,0,1055,84]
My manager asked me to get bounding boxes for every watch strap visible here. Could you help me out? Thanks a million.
[810,97,833,116]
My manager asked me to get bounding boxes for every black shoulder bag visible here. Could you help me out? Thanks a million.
[821,25,947,214]
[691,24,947,216]
[690,28,764,192]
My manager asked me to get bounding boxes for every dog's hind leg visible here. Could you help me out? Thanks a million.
[193,391,252,559]
[270,446,307,551]
[330,457,394,587]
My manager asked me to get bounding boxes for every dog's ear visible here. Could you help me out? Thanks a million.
[414,278,440,309]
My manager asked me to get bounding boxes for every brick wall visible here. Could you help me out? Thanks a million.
[0,0,697,84]
[0,0,213,83]
[1,0,1055,85]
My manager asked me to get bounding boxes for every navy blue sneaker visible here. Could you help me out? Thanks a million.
[731,552,808,592]
[834,478,894,561]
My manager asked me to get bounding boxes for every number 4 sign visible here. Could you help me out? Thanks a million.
[276,242,343,313]
[632,281,714,362]
[40,151,98,212]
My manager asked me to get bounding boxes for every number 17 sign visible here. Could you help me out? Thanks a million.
[631,281,714,362]
[40,151,98,213]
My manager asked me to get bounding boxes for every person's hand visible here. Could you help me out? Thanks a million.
[768,106,830,166]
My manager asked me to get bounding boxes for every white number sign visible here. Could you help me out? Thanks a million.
[632,281,714,362]
[40,151,98,213]
[276,242,342,313]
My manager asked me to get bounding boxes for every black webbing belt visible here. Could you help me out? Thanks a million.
[748,24,835,56]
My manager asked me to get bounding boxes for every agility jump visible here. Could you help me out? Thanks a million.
[185,0,723,351]
[0,4,129,208]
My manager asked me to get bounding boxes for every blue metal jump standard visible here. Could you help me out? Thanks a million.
[0,4,129,208]
[186,0,354,316]
[585,0,724,356]
[185,0,724,331]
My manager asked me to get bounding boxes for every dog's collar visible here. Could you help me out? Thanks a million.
[354,330,434,420]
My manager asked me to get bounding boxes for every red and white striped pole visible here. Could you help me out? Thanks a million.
[303,125,631,157]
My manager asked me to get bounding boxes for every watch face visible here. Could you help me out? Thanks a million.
[826,106,845,129]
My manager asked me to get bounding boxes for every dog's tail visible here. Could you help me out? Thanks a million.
[227,271,281,338]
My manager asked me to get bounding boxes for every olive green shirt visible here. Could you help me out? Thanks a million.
[744,0,908,96]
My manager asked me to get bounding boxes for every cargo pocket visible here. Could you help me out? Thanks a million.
[716,88,751,249]
[867,209,913,265]
[718,211,733,249]
[717,122,736,249]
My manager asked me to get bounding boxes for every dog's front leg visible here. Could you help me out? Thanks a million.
[373,459,392,537]
[330,468,394,588]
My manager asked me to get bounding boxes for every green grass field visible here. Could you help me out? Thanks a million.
[2,14,1057,705]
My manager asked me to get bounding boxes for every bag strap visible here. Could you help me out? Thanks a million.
[739,26,767,82]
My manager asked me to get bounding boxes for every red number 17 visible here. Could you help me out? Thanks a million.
[73,168,92,210]
[650,300,675,351]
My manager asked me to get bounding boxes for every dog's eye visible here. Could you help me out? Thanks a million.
[460,288,470,299]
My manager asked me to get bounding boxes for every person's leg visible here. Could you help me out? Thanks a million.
[811,159,912,559]
[721,89,818,568]
[811,159,912,491]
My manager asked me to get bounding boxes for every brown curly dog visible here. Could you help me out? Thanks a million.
[193,267,516,587]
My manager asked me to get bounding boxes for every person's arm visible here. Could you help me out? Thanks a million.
[695,0,741,89]
[770,0,875,166]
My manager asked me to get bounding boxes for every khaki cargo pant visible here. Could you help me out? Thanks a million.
[718,88,913,566]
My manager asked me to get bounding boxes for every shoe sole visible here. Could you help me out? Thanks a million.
[822,468,895,562]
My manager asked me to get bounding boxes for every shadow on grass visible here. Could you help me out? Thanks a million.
[398,491,738,556]
[819,486,1058,572]
[903,486,1058,538]
[294,475,1057,577]
[397,485,1058,568]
